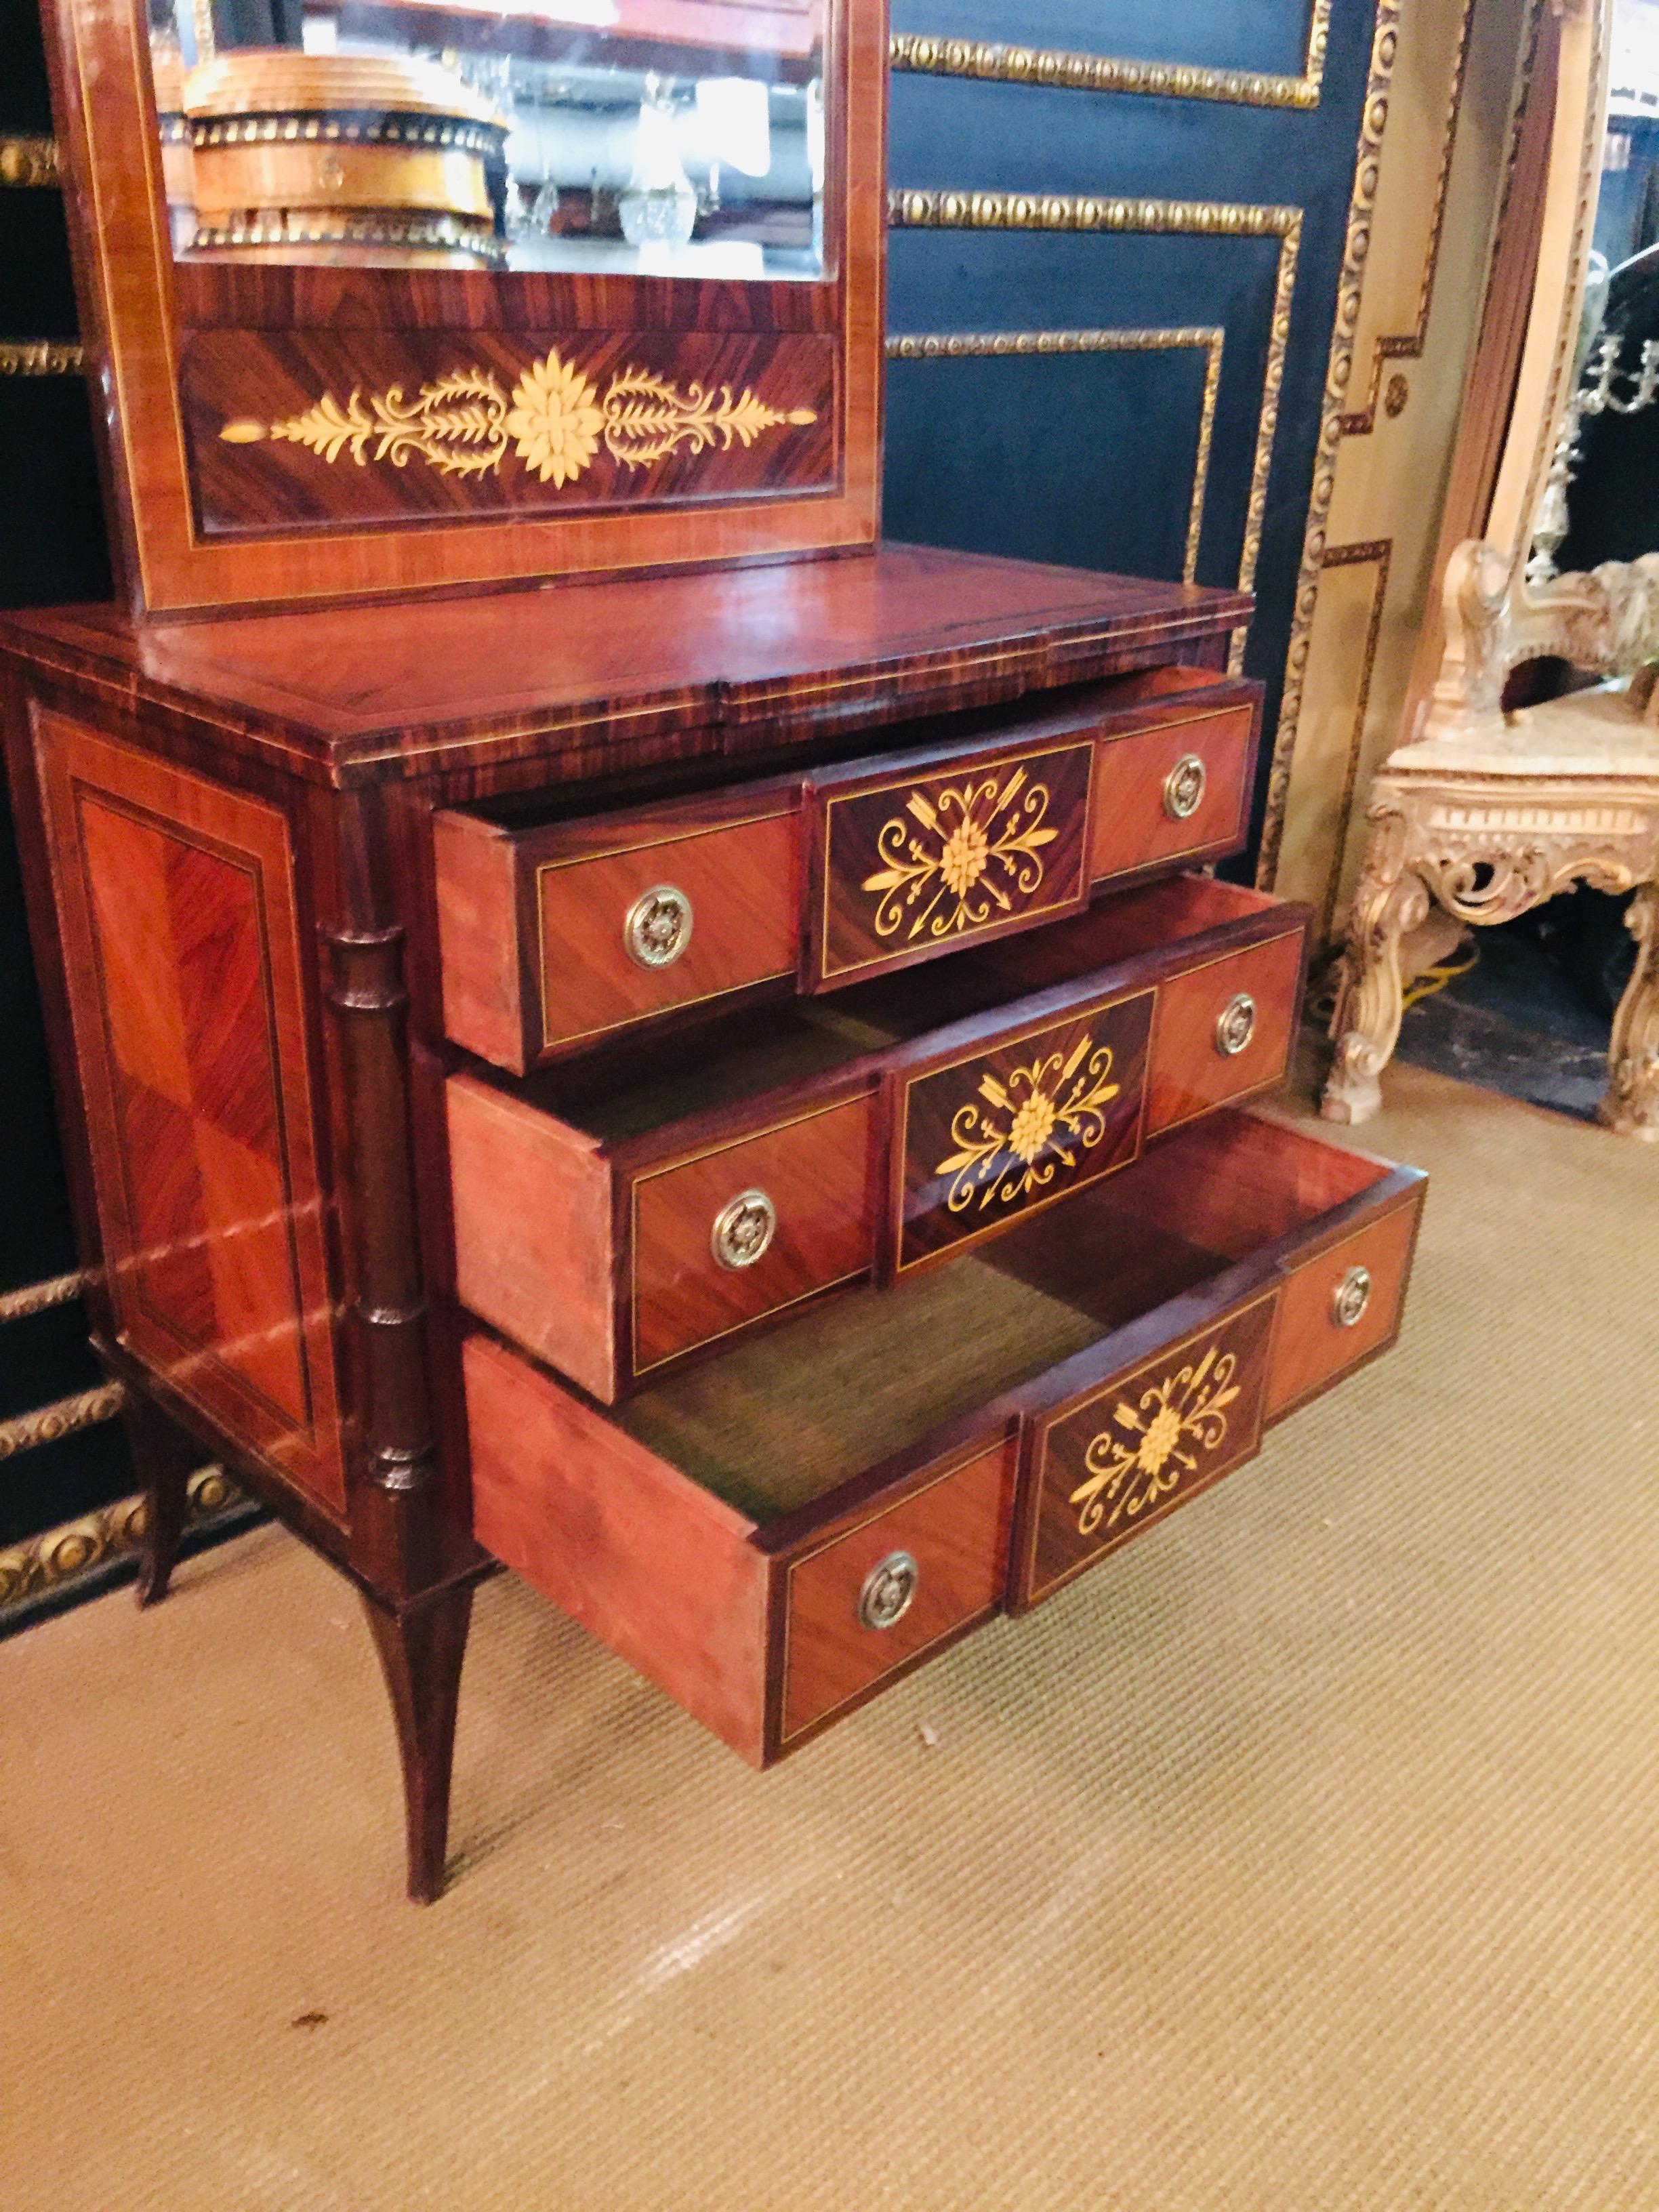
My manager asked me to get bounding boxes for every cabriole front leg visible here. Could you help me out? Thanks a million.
[1600,883,1659,1140]
[1322,805,1431,1127]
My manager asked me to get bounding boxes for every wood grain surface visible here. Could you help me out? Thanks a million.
[779,1438,1016,1745]
[0,550,1255,789]
[33,712,346,1509]
[629,1091,879,1375]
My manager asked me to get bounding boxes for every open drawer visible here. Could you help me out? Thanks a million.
[447,873,1309,1401]
[434,663,1261,1072]
[465,1110,1425,1765]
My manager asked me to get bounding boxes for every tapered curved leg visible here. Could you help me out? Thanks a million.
[1600,883,1659,1140]
[1322,804,1432,1127]
[124,1394,196,1609]
[362,1582,474,1904]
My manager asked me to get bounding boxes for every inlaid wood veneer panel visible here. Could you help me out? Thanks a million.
[779,1439,1017,1744]
[1145,929,1307,1134]
[1089,700,1256,881]
[630,1093,878,1375]
[1021,1291,1278,1608]
[1267,1194,1422,1417]
[812,737,1094,983]
[537,808,798,1054]
[35,712,345,1511]
[893,989,1153,1274]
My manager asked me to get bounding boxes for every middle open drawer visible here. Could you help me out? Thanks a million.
[447,873,1309,1400]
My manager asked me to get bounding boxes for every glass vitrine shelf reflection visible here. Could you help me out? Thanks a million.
[147,0,827,279]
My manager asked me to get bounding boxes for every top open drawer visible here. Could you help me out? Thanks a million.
[434,663,1261,1072]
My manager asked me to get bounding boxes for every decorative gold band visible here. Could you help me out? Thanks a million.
[192,212,504,262]
[0,1271,87,1324]
[889,19,1329,112]
[0,135,58,188]
[0,341,86,377]
[190,140,494,222]
[888,188,1298,239]
[0,1465,246,1616]
[0,1381,125,1462]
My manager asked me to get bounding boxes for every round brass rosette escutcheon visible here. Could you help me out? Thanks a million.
[1214,991,1257,1057]
[1162,753,1208,821]
[858,1551,919,1631]
[711,1188,777,1271]
[624,884,693,969]
[1332,1264,1372,1329]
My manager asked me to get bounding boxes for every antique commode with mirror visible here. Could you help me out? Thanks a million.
[6,0,1424,1900]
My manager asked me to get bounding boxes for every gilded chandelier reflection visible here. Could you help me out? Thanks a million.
[220,343,817,485]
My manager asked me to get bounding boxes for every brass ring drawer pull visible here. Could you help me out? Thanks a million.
[1214,991,1257,1057]
[624,883,693,969]
[858,1550,919,1631]
[1162,753,1208,821]
[711,1187,777,1270]
[1332,1265,1372,1328]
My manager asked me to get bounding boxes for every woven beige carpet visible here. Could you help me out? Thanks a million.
[3,1061,1657,2212]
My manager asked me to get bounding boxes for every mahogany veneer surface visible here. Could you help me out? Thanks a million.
[0,550,1253,785]
[466,1111,1425,1760]
[445,876,1308,1397]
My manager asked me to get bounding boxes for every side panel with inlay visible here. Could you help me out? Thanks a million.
[35,712,346,1511]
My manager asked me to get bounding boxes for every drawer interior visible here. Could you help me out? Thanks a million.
[605,1111,1393,1525]
[481,873,1285,1147]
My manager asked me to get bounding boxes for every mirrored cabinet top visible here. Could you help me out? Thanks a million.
[148,0,828,280]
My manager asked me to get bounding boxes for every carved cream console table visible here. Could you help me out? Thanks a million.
[1324,680,1659,1137]
[1324,0,1659,1141]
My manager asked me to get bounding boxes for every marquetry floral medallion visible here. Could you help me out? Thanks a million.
[935,1032,1120,1212]
[861,766,1058,943]
[1067,1343,1240,1538]
[219,344,817,486]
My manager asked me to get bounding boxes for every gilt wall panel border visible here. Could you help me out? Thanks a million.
[1256,1,1401,887]
[891,2,1330,112]
[1338,0,1477,437]
[885,326,1223,583]
[888,189,1301,670]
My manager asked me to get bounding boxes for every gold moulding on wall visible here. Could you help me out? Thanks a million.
[887,191,1301,668]
[0,134,59,188]
[884,327,1223,586]
[0,1466,245,1617]
[180,47,508,265]
[890,1,1330,111]
[0,341,85,377]
[220,344,817,487]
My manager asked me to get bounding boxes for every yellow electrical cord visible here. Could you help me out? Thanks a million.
[1401,943,1481,1011]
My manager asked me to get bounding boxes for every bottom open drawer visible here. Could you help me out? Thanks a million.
[465,1111,1425,1764]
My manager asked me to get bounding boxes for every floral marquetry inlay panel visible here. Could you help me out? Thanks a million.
[183,330,836,533]
[814,741,1094,983]
[895,990,1151,1273]
[1021,1294,1276,1605]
